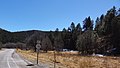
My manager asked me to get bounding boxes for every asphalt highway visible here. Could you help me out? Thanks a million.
[0,49,39,68]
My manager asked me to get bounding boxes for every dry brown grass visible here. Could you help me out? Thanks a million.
[17,49,120,68]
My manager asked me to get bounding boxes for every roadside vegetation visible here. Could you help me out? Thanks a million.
[0,42,2,50]
[17,49,120,68]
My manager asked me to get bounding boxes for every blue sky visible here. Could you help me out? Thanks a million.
[0,0,119,32]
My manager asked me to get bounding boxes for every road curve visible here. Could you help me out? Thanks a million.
[0,49,38,68]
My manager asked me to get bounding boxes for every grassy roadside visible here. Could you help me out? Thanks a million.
[17,49,120,68]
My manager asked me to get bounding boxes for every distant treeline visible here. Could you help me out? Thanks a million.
[0,6,120,55]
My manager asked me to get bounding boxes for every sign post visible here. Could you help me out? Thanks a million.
[53,47,56,68]
[36,49,39,64]
[36,40,41,64]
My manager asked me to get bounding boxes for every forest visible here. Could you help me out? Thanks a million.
[0,6,120,56]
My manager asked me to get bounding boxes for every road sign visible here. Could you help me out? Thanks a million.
[36,40,41,64]
[36,44,41,49]
[37,40,41,44]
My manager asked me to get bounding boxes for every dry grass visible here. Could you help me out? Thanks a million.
[17,49,120,68]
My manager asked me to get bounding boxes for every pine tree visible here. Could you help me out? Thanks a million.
[70,22,75,32]
[76,30,98,55]
[76,23,82,33]
[103,6,116,35]
[83,16,93,31]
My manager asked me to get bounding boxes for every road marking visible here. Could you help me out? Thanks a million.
[7,57,11,68]
[7,49,19,68]
[11,57,19,68]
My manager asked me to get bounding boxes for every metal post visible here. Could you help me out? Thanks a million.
[37,50,39,64]
[54,47,56,68]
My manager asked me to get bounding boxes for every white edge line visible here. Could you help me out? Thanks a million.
[11,57,19,68]
[7,57,11,68]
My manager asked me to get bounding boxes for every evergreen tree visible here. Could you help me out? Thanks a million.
[95,17,100,31]
[76,23,82,33]
[55,28,59,32]
[95,14,105,36]
[62,28,71,49]
[54,31,64,51]
[67,27,71,32]
[62,28,67,32]
[70,22,75,32]
[111,15,120,52]
[76,30,98,55]
[83,16,93,31]
[103,6,116,35]
[118,8,120,15]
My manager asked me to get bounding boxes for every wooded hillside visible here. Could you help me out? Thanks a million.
[0,6,120,55]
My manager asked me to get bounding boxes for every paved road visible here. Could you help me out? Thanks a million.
[0,49,39,68]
